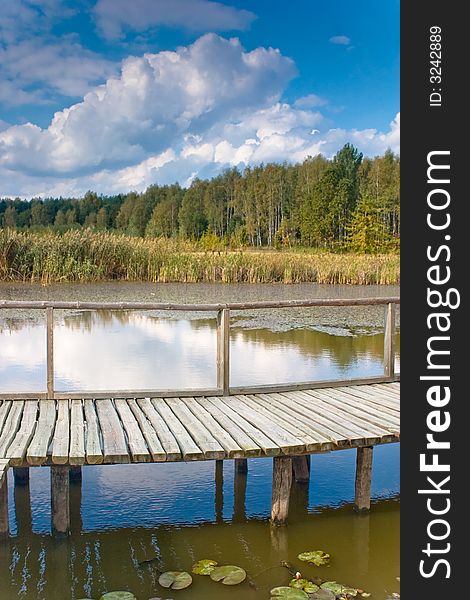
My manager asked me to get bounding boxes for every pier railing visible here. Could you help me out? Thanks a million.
[0,297,399,400]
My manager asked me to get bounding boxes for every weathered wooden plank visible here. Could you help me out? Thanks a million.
[355,446,373,512]
[95,399,129,464]
[279,391,371,445]
[340,386,400,411]
[224,396,306,454]
[165,398,225,460]
[27,400,56,465]
[299,389,398,440]
[206,397,281,456]
[137,398,181,461]
[305,388,400,430]
[0,297,400,311]
[243,394,326,452]
[0,401,24,458]
[317,387,400,420]
[151,398,204,460]
[52,400,70,465]
[83,399,103,464]
[7,401,38,466]
[194,398,262,457]
[0,401,12,437]
[274,392,353,446]
[368,384,401,400]
[181,397,243,458]
[271,456,293,525]
[127,399,167,462]
[115,399,151,462]
[253,393,337,450]
[69,400,86,466]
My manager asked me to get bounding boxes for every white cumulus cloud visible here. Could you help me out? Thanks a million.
[93,0,256,40]
[0,34,296,177]
[0,33,399,199]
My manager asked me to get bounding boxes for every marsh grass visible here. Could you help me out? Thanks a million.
[0,229,399,285]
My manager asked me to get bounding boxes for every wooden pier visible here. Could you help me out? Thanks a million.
[0,297,400,535]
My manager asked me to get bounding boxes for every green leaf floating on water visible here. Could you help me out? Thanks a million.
[209,565,246,585]
[192,559,218,575]
[289,578,319,593]
[320,581,357,596]
[270,586,309,599]
[297,551,330,567]
[309,590,335,600]
[158,571,193,590]
[99,593,137,600]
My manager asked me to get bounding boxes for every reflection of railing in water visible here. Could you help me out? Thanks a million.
[0,297,399,399]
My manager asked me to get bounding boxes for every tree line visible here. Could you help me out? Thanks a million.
[0,144,399,252]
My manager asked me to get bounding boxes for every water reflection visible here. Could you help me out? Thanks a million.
[0,312,400,392]
[1,497,400,600]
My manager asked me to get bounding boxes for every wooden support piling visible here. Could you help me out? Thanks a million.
[271,456,293,525]
[14,479,32,536]
[354,446,373,512]
[51,466,70,536]
[13,467,30,486]
[69,466,82,483]
[215,460,223,522]
[234,458,248,474]
[0,476,9,538]
[233,464,247,523]
[216,308,230,395]
[292,455,310,483]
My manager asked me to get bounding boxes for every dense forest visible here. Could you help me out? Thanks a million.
[0,144,399,253]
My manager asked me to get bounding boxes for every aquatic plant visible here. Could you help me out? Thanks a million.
[0,229,400,284]
[158,571,192,590]
[209,564,247,585]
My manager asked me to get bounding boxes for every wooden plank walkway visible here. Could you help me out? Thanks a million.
[0,382,399,467]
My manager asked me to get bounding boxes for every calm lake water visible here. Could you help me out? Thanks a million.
[0,282,400,600]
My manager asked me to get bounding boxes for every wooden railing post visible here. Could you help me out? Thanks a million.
[46,307,55,399]
[217,308,230,395]
[383,302,396,378]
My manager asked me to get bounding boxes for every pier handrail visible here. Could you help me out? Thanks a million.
[0,297,400,399]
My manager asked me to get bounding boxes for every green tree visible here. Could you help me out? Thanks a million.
[179,180,208,239]
[3,206,17,228]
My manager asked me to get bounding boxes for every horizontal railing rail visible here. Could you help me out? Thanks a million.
[0,297,400,399]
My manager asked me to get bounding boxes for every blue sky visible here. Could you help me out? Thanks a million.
[0,0,399,198]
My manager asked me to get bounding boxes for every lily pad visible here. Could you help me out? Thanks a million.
[209,565,246,585]
[99,593,137,600]
[270,586,309,599]
[289,578,319,593]
[320,581,357,595]
[158,571,193,590]
[297,551,330,567]
[192,559,218,575]
[310,591,335,600]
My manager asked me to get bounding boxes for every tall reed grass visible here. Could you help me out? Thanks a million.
[0,229,399,285]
